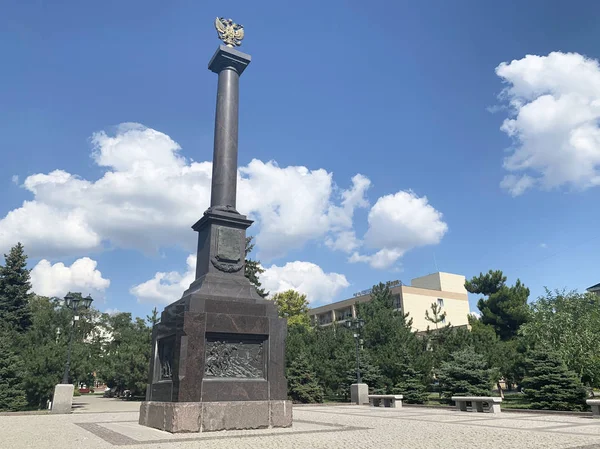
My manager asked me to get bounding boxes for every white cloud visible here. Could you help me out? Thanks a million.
[239,167,370,259]
[130,254,196,304]
[130,254,349,306]
[540,243,548,249]
[349,191,448,269]
[104,308,121,316]
[30,257,110,299]
[260,261,349,305]
[495,52,600,195]
[11,175,19,185]
[0,124,370,260]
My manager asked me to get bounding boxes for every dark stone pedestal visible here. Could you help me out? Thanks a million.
[139,400,292,433]
[140,209,291,433]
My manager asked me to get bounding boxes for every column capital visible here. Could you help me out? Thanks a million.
[208,45,251,75]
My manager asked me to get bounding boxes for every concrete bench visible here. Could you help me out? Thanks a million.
[452,396,502,414]
[587,399,600,418]
[368,394,403,408]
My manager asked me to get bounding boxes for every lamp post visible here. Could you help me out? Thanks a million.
[345,318,365,384]
[61,292,93,384]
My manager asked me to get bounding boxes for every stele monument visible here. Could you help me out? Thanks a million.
[138,17,292,433]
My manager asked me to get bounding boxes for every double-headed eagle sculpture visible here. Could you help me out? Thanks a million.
[215,17,244,47]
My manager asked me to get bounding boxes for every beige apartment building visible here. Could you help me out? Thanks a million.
[308,272,471,332]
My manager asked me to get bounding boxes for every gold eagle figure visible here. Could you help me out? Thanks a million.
[215,17,244,47]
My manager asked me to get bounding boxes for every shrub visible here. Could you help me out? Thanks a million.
[521,349,587,411]
[287,354,324,403]
[438,347,494,401]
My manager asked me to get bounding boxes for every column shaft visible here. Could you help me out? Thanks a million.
[210,67,240,209]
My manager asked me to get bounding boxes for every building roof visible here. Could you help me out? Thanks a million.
[587,282,600,292]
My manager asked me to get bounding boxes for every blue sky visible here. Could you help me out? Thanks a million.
[2,0,600,319]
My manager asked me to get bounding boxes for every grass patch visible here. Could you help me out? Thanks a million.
[501,393,533,409]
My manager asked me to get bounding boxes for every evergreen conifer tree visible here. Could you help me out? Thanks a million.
[0,243,33,332]
[287,353,324,403]
[438,347,494,400]
[521,349,587,411]
[393,361,428,404]
[0,325,27,411]
[244,237,268,298]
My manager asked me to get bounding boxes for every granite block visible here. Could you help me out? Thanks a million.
[268,317,288,400]
[205,312,269,335]
[201,401,269,431]
[139,402,202,433]
[51,384,74,414]
[201,379,269,402]
[270,400,293,427]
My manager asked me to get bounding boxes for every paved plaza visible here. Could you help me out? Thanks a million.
[2,396,600,448]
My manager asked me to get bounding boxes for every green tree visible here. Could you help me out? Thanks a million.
[21,296,73,408]
[342,350,385,394]
[357,283,429,390]
[466,270,530,340]
[438,347,494,400]
[310,324,355,400]
[287,353,324,403]
[521,349,587,411]
[0,243,33,332]
[0,325,27,411]
[393,362,428,404]
[245,237,268,298]
[520,289,600,387]
[146,307,160,327]
[271,289,310,328]
[20,296,102,408]
[468,317,525,396]
[97,313,151,396]
[425,302,447,330]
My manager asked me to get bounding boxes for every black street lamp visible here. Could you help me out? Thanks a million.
[60,292,93,384]
[345,318,365,384]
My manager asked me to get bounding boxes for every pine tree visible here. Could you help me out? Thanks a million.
[466,270,530,340]
[146,307,160,327]
[0,325,27,411]
[521,349,587,411]
[343,350,384,393]
[0,243,33,332]
[287,353,324,403]
[244,237,268,298]
[438,347,494,401]
[425,302,447,330]
[393,360,428,404]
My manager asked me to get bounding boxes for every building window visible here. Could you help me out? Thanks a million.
[393,294,401,310]
[437,298,444,308]
[335,308,352,321]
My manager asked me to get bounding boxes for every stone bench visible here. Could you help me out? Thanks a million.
[452,396,502,414]
[368,394,403,408]
[587,399,600,418]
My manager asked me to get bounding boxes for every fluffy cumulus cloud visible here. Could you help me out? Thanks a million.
[130,254,196,304]
[260,261,349,305]
[1,123,449,272]
[0,123,371,260]
[30,257,110,298]
[495,52,600,195]
[130,255,348,305]
[349,191,448,269]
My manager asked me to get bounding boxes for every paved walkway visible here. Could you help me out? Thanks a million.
[2,403,600,448]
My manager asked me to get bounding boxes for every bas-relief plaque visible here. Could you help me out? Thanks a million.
[204,334,265,379]
[157,336,175,381]
[216,227,242,262]
[211,226,244,272]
